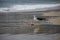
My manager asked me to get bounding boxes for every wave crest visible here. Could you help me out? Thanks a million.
[0,4,60,12]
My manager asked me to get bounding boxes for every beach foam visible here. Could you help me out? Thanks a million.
[0,4,60,12]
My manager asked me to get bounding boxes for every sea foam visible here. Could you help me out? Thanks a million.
[0,4,60,12]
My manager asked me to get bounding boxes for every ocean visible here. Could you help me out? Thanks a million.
[0,0,60,12]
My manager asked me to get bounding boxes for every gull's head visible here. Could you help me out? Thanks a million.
[33,15,37,18]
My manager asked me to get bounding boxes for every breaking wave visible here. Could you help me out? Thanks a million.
[0,4,60,12]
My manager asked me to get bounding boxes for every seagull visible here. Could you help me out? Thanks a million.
[33,15,39,21]
[33,15,46,21]
[33,15,46,34]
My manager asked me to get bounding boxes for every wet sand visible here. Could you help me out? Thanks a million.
[0,11,60,34]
